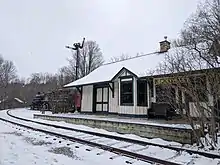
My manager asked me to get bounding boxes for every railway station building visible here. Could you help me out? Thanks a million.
[64,38,220,118]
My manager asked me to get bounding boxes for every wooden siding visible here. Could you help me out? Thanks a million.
[133,77,137,107]
[119,106,133,114]
[109,81,119,113]
[135,106,148,115]
[118,106,148,115]
[96,88,102,102]
[152,78,156,103]
[81,85,93,112]
[189,102,211,117]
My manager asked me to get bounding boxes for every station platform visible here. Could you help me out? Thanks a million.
[31,111,196,144]
[36,111,190,128]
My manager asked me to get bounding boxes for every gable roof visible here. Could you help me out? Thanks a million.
[64,51,166,87]
[64,45,219,88]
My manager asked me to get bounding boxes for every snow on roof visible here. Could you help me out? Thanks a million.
[64,51,166,87]
[14,98,24,104]
[64,46,215,87]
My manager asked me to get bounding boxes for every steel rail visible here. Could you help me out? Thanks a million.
[7,110,220,160]
[0,115,181,165]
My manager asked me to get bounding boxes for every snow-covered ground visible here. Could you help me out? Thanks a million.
[10,108,184,146]
[0,120,150,165]
[1,108,220,165]
[11,108,220,152]
[1,110,186,164]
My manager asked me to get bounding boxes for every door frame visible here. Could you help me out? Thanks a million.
[93,84,109,113]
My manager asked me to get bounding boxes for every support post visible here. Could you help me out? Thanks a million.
[65,37,85,81]
[109,82,114,98]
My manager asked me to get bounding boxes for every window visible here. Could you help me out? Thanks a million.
[156,85,176,103]
[178,88,182,104]
[189,76,208,102]
[120,78,133,105]
[148,79,154,97]
[137,80,148,106]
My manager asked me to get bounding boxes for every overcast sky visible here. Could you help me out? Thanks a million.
[0,0,199,78]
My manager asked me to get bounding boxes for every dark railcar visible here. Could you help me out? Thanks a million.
[30,92,50,110]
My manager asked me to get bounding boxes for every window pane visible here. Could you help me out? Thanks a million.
[122,82,133,93]
[189,76,208,102]
[121,94,133,104]
[96,104,102,111]
[103,87,108,102]
[137,81,148,106]
[156,85,175,103]
[138,94,146,105]
[138,82,146,94]
[120,80,133,105]
[149,79,154,97]
[96,88,102,102]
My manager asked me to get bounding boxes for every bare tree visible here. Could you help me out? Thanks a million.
[58,66,76,85]
[154,48,220,147]
[176,0,220,66]
[0,56,17,109]
[0,55,5,88]
[66,40,104,79]
[110,53,131,63]
[28,73,42,84]
[12,77,26,85]
[154,0,220,148]
[178,0,220,147]
[80,41,104,76]
[0,58,17,88]
[16,72,61,105]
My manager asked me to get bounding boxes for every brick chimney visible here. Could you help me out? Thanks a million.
[159,36,170,53]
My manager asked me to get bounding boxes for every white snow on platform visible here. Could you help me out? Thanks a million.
[24,109,192,129]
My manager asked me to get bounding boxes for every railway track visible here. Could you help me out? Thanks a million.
[0,111,182,165]
[6,110,220,160]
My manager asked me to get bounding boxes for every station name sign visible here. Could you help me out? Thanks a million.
[154,77,185,85]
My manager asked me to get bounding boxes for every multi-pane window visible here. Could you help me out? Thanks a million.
[189,76,208,102]
[148,79,154,97]
[137,80,148,106]
[120,78,133,105]
[156,85,176,103]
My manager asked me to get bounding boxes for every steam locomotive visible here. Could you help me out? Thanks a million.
[30,92,50,110]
